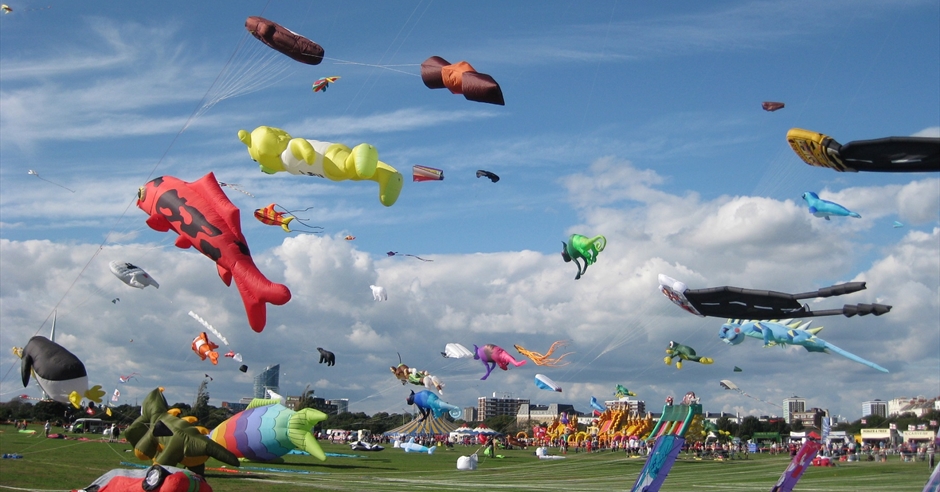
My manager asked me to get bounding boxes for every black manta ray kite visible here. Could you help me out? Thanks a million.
[787,128,939,173]
[657,274,891,319]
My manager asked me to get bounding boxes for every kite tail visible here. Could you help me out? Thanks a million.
[232,262,292,333]
[279,216,294,233]
[288,409,328,461]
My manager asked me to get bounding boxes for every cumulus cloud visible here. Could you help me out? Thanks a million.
[2,157,936,420]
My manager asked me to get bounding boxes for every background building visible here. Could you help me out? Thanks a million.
[253,364,280,399]
[790,407,829,429]
[516,403,579,426]
[606,398,645,415]
[463,407,478,422]
[327,399,349,414]
[220,401,248,413]
[783,396,806,424]
[862,399,888,418]
[478,395,529,421]
[285,395,338,415]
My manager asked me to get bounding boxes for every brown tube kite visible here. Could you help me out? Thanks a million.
[421,56,504,105]
[246,16,324,65]
[762,101,785,112]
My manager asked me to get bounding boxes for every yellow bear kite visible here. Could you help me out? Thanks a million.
[237,125,404,207]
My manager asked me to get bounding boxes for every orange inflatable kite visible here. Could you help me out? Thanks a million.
[192,332,220,365]
[514,341,573,367]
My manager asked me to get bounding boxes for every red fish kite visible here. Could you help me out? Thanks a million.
[246,16,324,65]
[421,56,504,106]
[412,165,444,182]
[137,173,291,332]
[762,101,785,112]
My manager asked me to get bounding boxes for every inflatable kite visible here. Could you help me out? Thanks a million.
[802,192,861,220]
[137,172,292,332]
[561,234,606,280]
[387,251,432,262]
[74,464,212,492]
[514,341,573,367]
[473,343,527,380]
[534,374,562,392]
[312,76,339,92]
[476,170,499,182]
[351,441,384,452]
[719,319,888,372]
[237,125,403,207]
[245,16,323,65]
[370,285,387,301]
[614,385,636,398]
[109,261,159,289]
[390,363,444,394]
[442,343,474,359]
[657,274,892,319]
[893,221,904,228]
[762,101,785,112]
[421,56,504,105]
[786,128,939,173]
[344,235,356,240]
[772,440,822,492]
[400,437,436,454]
[317,348,335,366]
[15,336,104,408]
[590,396,606,415]
[192,333,220,365]
[210,397,328,462]
[406,390,461,421]
[253,203,322,233]
[664,341,714,369]
[413,165,444,182]
[124,388,239,475]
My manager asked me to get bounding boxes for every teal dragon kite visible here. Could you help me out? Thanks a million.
[718,319,888,372]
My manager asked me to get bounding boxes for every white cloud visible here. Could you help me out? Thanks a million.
[2,157,935,419]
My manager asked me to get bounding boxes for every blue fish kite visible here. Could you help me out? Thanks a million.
[801,192,861,220]
[718,319,888,372]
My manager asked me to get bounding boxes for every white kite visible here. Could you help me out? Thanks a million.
[370,285,387,301]
[441,343,474,359]
[109,261,159,289]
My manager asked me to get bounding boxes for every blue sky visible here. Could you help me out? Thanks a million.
[1,0,937,422]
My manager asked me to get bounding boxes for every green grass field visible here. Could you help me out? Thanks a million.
[1,430,934,491]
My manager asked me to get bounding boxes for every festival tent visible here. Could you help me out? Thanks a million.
[472,424,501,436]
[382,416,458,437]
[449,423,477,441]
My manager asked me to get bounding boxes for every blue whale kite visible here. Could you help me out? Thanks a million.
[801,192,861,220]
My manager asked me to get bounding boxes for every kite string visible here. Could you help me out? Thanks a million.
[325,57,420,76]
[344,0,433,116]
[0,16,266,388]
